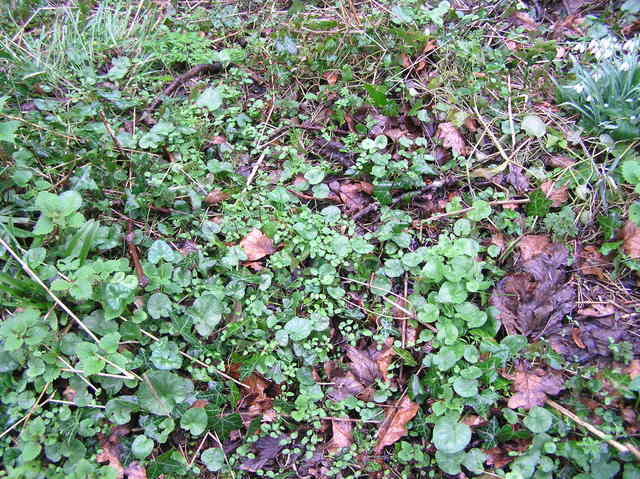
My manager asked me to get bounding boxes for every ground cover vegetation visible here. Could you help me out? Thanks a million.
[0,0,640,477]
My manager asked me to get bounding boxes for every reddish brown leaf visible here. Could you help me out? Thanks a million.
[191,399,209,408]
[626,360,640,379]
[491,232,506,252]
[571,328,586,349]
[240,229,276,261]
[577,245,608,281]
[205,189,229,205]
[96,426,130,479]
[374,337,395,383]
[209,135,227,145]
[511,12,539,31]
[548,155,575,168]
[508,365,564,410]
[346,345,380,385]
[124,462,147,479]
[517,235,551,263]
[374,396,420,453]
[622,221,640,259]
[327,419,353,453]
[462,415,487,427]
[540,181,568,207]
[335,181,373,211]
[239,435,285,472]
[464,117,478,132]
[484,447,514,468]
[577,303,615,317]
[323,71,339,85]
[436,122,469,156]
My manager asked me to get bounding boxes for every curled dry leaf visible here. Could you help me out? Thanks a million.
[374,396,420,453]
[577,302,615,317]
[484,447,514,468]
[240,229,276,261]
[517,235,551,263]
[328,419,353,454]
[507,364,564,410]
[626,360,640,379]
[436,122,470,156]
[333,181,374,211]
[205,189,230,205]
[540,180,568,207]
[622,220,640,259]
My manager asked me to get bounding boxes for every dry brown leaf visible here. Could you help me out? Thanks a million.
[374,396,420,453]
[464,117,478,132]
[240,229,276,261]
[508,365,564,410]
[552,14,584,39]
[336,181,373,211]
[517,235,551,262]
[540,181,568,207]
[345,345,380,385]
[491,232,506,252]
[577,245,608,281]
[323,71,339,85]
[484,447,514,468]
[461,415,486,427]
[511,12,539,31]
[506,165,530,193]
[622,221,640,259]
[327,419,353,453]
[436,122,469,156]
[96,426,130,479]
[571,327,586,349]
[548,156,575,170]
[375,337,395,383]
[577,303,615,317]
[124,463,147,479]
[205,189,229,205]
[626,360,640,379]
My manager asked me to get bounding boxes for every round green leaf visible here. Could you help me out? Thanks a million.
[201,447,225,472]
[132,435,154,459]
[453,377,478,398]
[148,240,177,264]
[147,292,172,319]
[523,406,553,433]
[304,167,325,185]
[180,407,208,436]
[437,281,467,304]
[284,317,312,341]
[432,417,471,454]
[522,114,547,138]
[150,338,183,370]
[467,200,492,221]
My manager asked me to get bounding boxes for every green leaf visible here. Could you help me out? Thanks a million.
[0,120,20,144]
[433,344,464,371]
[105,396,139,425]
[150,338,183,370]
[148,292,173,319]
[76,341,105,375]
[181,407,208,435]
[437,281,467,304]
[137,370,194,416]
[453,377,478,398]
[523,406,553,433]
[148,240,177,264]
[364,84,389,108]
[463,449,488,474]
[132,435,154,459]
[284,316,312,341]
[304,167,325,185]
[526,189,552,217]
[630,202,640,226]
[100,275,137,320]
[106,57,131,81]
[391,4,414,23]
[20,441,42,462]
[435,450,464,475]
[466,200,492,221]
[33,214,54,235]
[201,447,225,472]
[432,417,471,454]
[59,190,83,217]
[188,294,223,336]
[393,347,417,366]
[196,86,223,111]
[521,115,547,138]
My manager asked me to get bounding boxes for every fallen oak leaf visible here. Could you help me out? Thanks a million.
[327,419,353,454]
[436,122,470,156]
[374,396,419,453]
[240,229,276,261]
[622,220,640,259]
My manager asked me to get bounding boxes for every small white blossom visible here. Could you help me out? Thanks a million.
[620,62,631,71]
[572,83,585,93]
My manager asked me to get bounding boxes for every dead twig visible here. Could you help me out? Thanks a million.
[140,62,224,126]
[125,220,149,288]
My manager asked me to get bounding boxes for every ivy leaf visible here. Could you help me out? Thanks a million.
[432,417,471,454]
[180,408,208,436]
[526,189,552,217]
[188,294,224,337]
[137,371,194,416]
[147,292,172,319]
[196,86,223,111]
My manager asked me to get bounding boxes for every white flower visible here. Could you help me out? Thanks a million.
[573,83,585,93]
[587,95,594,102]
[620,62,631,71]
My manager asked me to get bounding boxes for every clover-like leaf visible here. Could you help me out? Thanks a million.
[147,292,172,319]
[523,406,553,433]
[201,448,225,472]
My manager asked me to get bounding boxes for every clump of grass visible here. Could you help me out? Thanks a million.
[557,36,640,140]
